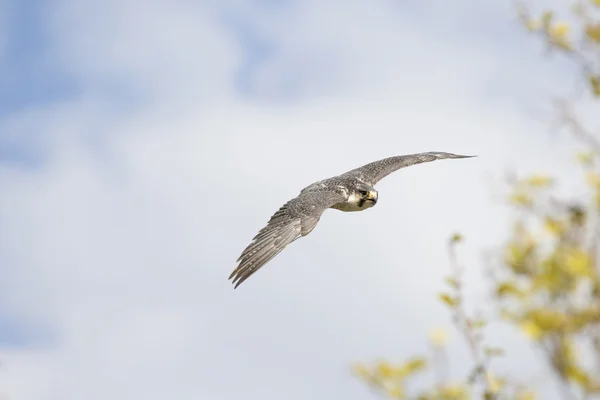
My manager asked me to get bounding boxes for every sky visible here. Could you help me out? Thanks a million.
[0,0,590,399]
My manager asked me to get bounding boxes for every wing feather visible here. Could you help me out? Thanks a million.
[347,151,476,185]
[229,190,345,288]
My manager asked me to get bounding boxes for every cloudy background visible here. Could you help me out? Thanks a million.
[0,0,587,399]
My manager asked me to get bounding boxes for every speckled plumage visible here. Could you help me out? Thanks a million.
[229,151,475,288]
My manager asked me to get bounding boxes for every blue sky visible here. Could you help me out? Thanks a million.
[1,0,69,116]
[0,0,564,127]
[1,0,65,165]
[0,0,585,399]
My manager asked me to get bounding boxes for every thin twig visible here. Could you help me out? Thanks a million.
[447,240,497,399]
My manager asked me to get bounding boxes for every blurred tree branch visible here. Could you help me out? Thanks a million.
[353,1,600,399]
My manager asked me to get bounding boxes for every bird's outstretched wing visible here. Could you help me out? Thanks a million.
[229,190,346,288]
[346,151,476,186]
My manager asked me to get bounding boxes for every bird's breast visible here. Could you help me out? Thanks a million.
[331,202,366,212]
[330,194,374,212]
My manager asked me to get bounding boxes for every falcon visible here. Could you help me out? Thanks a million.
[229,151,476,288]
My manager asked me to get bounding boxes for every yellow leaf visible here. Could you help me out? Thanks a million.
[486,371,503,393]
[587,171,600,187]
[471,319,487,329]
[510,191,532,206]
[440,384,468,399]
[565,249,592,276]
[550,22,570,38]
[569,306,600,332]
[377,361,393,378]
[520,320,543,340]
[544,217,564,236]
[585,23,600,43]
[516,390,536,400]
[541,11,554,29]
[428,328,448,347]
[439,293,458,307]
[505,243,533,275]
[387,386,404,398]
[402,357,428,374]
[576,151,594,166]
[450,232,463,243]
[593,0,600,8]
[589,75,600,97]
[445,277,459,289]
[496,281,523,298]
[529,308,567,331]
[567,364,590,387]
[548,22,571,51]
[526,174,553,187]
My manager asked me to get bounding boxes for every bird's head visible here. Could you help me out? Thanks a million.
[350,184,378,209]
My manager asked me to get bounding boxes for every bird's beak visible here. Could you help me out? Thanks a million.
[367,191,378,204]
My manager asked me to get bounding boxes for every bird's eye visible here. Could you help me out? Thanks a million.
[359,190,368,196]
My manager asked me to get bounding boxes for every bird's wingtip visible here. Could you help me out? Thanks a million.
[435,152,478,159]
[455,153,477,159]
[228,268,246,288]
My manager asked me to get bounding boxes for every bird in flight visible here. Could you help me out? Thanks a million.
[229,151,476,288]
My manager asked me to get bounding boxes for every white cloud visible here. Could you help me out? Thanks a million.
[45,0,239,104]
[0,0,582,399]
